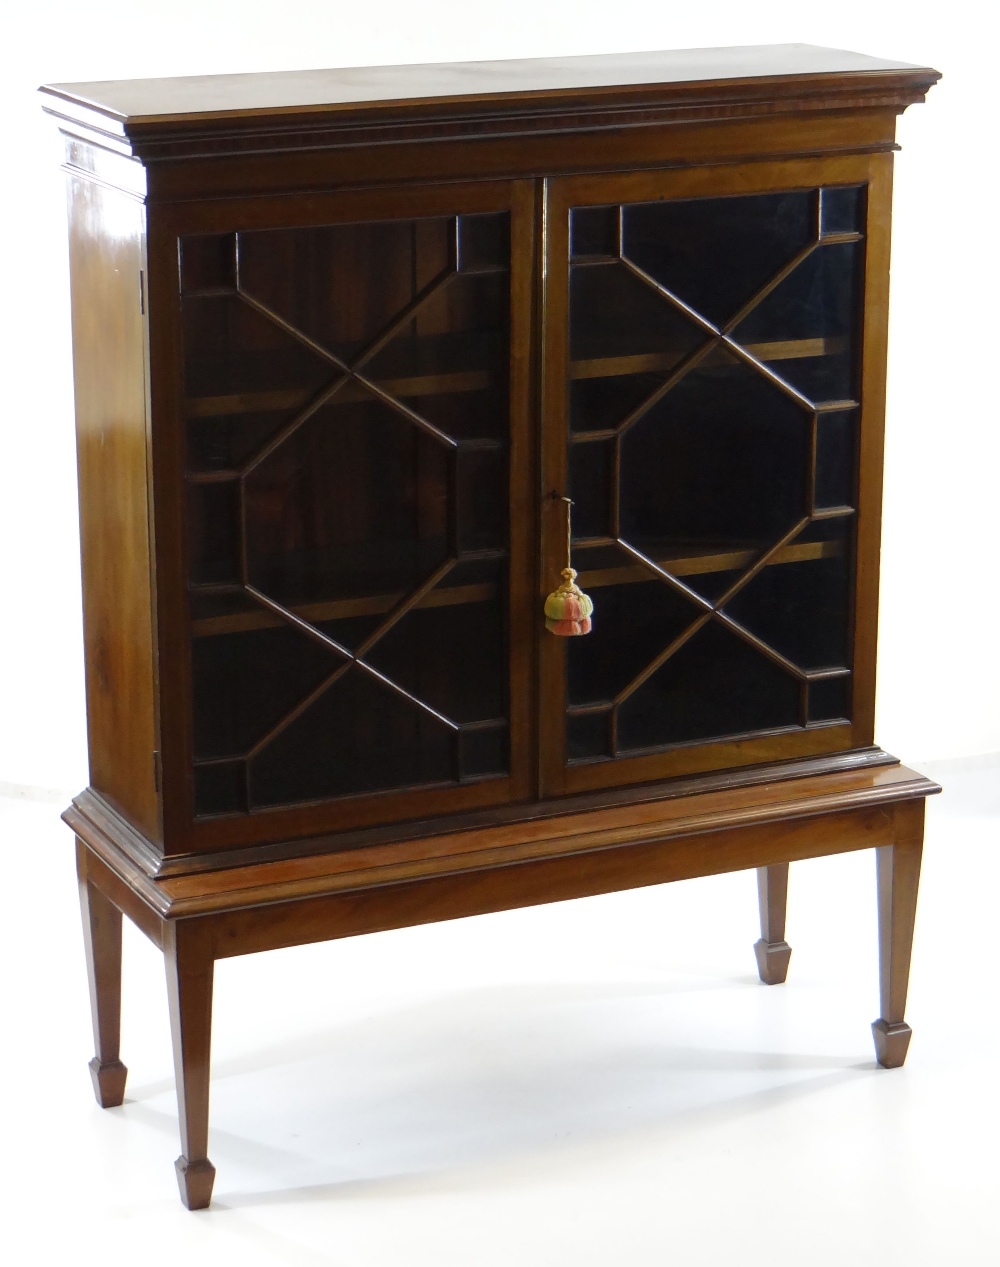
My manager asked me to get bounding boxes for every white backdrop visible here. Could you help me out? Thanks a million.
[1,1,995,793]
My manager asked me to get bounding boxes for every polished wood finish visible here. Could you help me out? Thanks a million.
[45,47,939,1206]
[754,863,792,985]
[67,174,160,843]
[39,46,930,119]
[72,763,936,1196]
[872,803,925,1068]
[164,920,216,1209]
[79,874,128,1107]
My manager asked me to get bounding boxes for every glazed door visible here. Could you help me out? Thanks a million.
[540,158,889,797]
[162,182,534,847]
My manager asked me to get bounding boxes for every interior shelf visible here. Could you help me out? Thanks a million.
[185,368,494,420]
[191,580,496,637]
[182,336,844,424]
[190,536,845,638]
[570,336,847,381]
[575,536,845,590]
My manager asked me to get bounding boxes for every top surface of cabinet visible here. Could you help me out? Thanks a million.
[42,45,928,121]
[40,45,939,174]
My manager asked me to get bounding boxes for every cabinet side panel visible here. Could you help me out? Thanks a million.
[68,174,160,841]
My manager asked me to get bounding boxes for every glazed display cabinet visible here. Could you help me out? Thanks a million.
[41,44,940,1208]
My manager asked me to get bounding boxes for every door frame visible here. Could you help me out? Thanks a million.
[147,178,537,854]
[538,153,892,798]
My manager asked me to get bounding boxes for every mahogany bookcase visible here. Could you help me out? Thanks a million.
[41,44,940,1209]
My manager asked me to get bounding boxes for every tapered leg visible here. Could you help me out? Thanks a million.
[753,863,792,985]
[164,921,216,1210]
[79,870,128,1107]
[872,834,923,1068]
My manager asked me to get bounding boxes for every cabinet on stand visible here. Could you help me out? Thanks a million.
[41,44,940,1208]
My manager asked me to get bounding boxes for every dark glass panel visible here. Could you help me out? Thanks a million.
[621,192,815,327]
[809,675,852,723]
[457,212,510,272]
[570,371,664,435]
[617,620,800,752]
[456,447,507,554]
[249,668,455,807]
[182,292,334,474]
[566,572,701,706]
[567,710,612,761]
[562,186,864,766]
[181,233,236,293]
[182,293,334,408]
[570,258,704,367]
[189,586,260,625]
[181,212,512,815]
[571,206,620,258]
[188,410,295,473]
[235,217,454,363]
[569,438,613,539]
[365,560,507,726]
[815,409,858,509]
[733,241,863,405]
[314,612,385,656]
[820,186,865,237]
[618,348,810,600]
[364,268,509,442]
[193,761,246,817]
[187,482,241,586]
[191,623,336,760]
[794,514,855,546]
[243,396,451,610]
[722,520,853,671]
[460,726,508,779]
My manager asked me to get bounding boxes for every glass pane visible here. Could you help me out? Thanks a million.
[182,291,335,473]
[815,409,858,509]
[569,261,708,433]
[733,241,863,405]
[723,519,854,672]
[182,211,512,817]
[243,397,451,610]
[617,347,811,603]
[621,191,815,327]
[809,675,852,723]
[365,559,508,727]
[192,624,335,760]
[564,185,863,764]
[567,563,701,707]
[249,668,456,807]
[617,620,800,752]
[820,186,865,237]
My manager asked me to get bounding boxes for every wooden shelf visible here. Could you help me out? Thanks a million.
[570,336,848,382]
[576,536,845,590]
[191,580,496,637]
[186,368,494,420]
[184,336,846,423]
[191,536,845,638]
